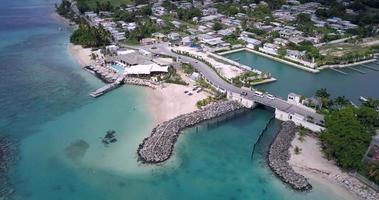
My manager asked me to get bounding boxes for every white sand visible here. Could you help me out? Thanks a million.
[68,43,92,67]
[146,75,210,124]
[288,135,377,200]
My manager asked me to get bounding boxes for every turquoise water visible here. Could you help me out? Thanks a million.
[0,0,371,200]
[224,50,379,102]
[111,63,125,74]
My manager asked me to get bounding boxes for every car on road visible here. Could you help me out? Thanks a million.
[184,90,188,94]
[254,91,264,97]
[241,92,247,96]
[267,94,275,100]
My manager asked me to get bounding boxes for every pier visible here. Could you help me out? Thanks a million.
[360,64,379,71]
[330,67,347,75]
[347,66,366,74]
[138,101,243,164]
[90,76,124,97]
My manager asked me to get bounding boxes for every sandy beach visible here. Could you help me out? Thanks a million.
[146,75,210,124]
[289,135,379,200]
[68,43,92,67]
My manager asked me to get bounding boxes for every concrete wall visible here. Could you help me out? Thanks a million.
[227,92,256,108]
[275,109,324,132]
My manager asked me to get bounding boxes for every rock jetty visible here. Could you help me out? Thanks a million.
[0,135,18,199]
[268,121,312,191]
[138,100,243,164]
[124,77,157,89]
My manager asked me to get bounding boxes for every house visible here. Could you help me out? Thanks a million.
[124,63,168,76]
[239,36,262,48]
[287,50,305,60]
[217,29,234,36]
[152,32,167,41]
[140,38,158,46]
[105,45,119,54]
[167,32,181,41]
[181,36,192,46]
[273,38,289,46]
[260,43,279,55]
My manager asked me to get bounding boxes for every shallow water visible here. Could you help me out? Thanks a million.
[0,0,374,200]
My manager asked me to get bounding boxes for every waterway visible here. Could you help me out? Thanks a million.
[224,50,379,102]
[0,0,376,200]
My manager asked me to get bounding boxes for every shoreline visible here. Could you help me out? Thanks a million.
[220,48,320,73]
[288,134,379,200]
[68,43,92,67]
[220,48,377,73]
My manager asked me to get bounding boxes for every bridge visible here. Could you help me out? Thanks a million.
[140,43,324,132]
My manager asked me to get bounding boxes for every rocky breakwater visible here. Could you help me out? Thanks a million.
[0,135,18,199]
[268,121,312,191]
[138,101,243,164]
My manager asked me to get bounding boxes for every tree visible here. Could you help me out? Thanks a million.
[315,88,330,99]
[212,22,223,31]
[368,162,379,183]
[278,47,287,58]
[294,146,302,155]
[320,107,374,170]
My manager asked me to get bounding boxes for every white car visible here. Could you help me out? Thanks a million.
[254,91,264,97]
[267,94,275,100]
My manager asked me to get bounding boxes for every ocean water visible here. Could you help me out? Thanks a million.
[0,0,369,200]
[224,50,379,102]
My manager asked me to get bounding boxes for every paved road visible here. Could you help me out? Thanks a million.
[133,44,324,125]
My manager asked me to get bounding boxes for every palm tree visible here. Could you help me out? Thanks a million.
[294,146,302,155]
[368,162,379,183]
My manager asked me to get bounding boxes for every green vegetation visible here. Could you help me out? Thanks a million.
[222,34,243,45]
[70,21,112,47]
[215,3,239,16]
[124,19,158,44]
[163,66,188,85]
[196,94,226,109]
[312,87,379,183]
[75,0,133,12]
[295,13,316,36]
[212,22,223,31]
[231,71,270,88]
[56,0,75,19]
[320,106,376,170]
[177,8,202,22]
[182,63,197,75]
[278,47,287,58]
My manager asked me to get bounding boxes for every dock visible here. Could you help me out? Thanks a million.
[347,66,366,74]
[90,76,125,97]
[330,67,347,75]
[360,64,379,71]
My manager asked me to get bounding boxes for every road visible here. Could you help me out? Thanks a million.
[140,43,324,125]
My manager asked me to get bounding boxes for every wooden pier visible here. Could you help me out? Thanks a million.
[90,76,125,98]
[330,67,347,75]
[347,66,366,74]
[360,64,379,71]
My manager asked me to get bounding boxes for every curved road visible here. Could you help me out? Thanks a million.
[137,43,324,125]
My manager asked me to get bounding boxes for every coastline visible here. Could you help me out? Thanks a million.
[220,48,320,73]
[145,75,210,125]
[68,43,92,67]
[289,134,379,200]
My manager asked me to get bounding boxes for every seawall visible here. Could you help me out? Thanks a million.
[137,101,243,164]
[268,121,312,191]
